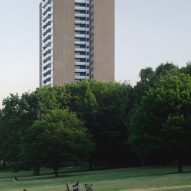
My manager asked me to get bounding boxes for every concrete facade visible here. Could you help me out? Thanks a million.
[93,0,115,81]
[40,0,115,86]
[52,0,75,85]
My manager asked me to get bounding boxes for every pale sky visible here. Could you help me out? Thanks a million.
[1,0,191,106]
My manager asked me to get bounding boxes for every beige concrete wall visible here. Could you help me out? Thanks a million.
[93,0,115,82]
[53,0,75,85]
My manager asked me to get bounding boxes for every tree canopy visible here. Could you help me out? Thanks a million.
[0,62,191,174]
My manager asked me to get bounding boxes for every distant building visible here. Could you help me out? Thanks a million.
[39,0,115,86]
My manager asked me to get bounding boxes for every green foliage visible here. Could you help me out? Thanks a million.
[129,73,191,171]
[64,81,133,167]
[65,80,99,130]
[0,93,38,170]
[1,62,191,174]
[21,109,93,176]
[90,81,133,166]
[34,86,71,117]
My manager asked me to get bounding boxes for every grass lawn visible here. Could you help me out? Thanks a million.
[1,166,191,191]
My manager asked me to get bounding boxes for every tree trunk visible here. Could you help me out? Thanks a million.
[54,168,58,177]
[141,159,144,167]
[89,156,93,170]
[32,167,40,176]
[140,158,145,167]
[177,158,183,173]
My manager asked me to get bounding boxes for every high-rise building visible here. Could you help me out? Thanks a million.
[40,0,115,86]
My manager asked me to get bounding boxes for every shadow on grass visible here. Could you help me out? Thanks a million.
[18,166,191,182]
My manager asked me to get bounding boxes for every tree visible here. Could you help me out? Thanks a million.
[157,74,191,172]
[65,80,135,168]
[129,73,191,172]
[133,63,179,105]
[161,115,191,173]
[0,92,38,170]
[89,81,134,167]
[34,86,71,118]
[65,81,99,169]
[21,109,94,176]
[180,62,191,77]
[155,63,179,77]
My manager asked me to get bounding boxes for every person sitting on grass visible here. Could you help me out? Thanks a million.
[13,176,18,181]
[73,181,80,191]
[65,182,71,191]
[85,184,93,191]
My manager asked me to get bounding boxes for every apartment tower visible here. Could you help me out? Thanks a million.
[40,0,115,86]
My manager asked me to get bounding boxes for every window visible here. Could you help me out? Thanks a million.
[75,17,86,21]
[75,44,86,48]
[75,3,86,7]
[43,70,51,77]
[75,51,86,55]
[43,77,51,84]
[75,24,86,28]
[75,37,86,41]
[43,64,51,70]
[75,58,86,62]
[43,49,51,57]
[75,30,86,34]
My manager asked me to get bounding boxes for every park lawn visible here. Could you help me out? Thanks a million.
[1,166,191,191]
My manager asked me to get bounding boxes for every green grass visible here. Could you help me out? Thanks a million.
[1,166,191,191]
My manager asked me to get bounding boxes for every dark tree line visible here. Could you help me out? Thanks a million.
[0,62,191,175]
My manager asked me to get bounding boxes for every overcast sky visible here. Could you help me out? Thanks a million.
[0,0,191,106]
